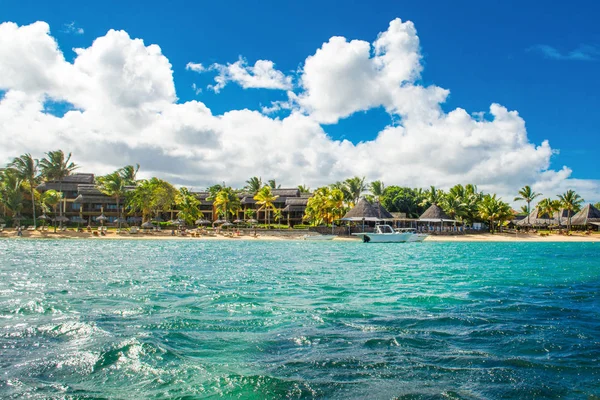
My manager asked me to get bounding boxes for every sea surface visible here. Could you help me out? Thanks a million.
[0,239,598,399]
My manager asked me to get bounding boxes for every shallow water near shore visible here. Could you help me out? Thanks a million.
[0,239,598,398]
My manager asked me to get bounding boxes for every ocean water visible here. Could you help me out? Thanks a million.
[0,239,598,399]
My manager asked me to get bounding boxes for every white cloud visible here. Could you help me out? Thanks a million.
[0,20,598,204]
[63,22,84,35]
[185,62,205,72]
[204,57,293,93]
[529,44,600,61]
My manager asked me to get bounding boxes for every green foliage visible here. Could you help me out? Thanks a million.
[558,189,584,231]
[478,194,513,233]
[304,186,347,225]
[595,202,600,210]
[380,186,424,218]
[126,178,177,221]
[176,187,203,225]
[244,176,262,194]
[0,169,24,217]
[214,186,241,220]
[9,154,41,227]
[297,185,311,193]
[254,186,279,224]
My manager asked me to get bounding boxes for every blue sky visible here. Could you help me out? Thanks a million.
[1,0,598,199]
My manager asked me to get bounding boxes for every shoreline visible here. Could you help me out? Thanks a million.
[1,230,599,242]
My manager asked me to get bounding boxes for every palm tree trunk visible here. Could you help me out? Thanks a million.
[59,182,63,228]
[117,196,121,230]
[527,201,530,225]
[30,186,37,229]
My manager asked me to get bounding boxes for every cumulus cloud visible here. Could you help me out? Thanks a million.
[0,19,598,203]
[199,57,293,93]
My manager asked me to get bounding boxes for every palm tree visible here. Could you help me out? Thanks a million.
[126,178,176,222]
[40,190,61,232]
[96,170,127,229]
[120,164,140,185]
[244,176,262,194]
[176,187,202,225]
[478,194,512,233]
[344,176,367,206]
[254,186,279,226]
[0,171,24,225]
[514,185,541,225]
[419,186,445,208]
[297,185,311,194]
[9,154,40,228]
[441,194,465,227]
[369,180,385,201]
[267,179,281,189]
[214,187,241,221]
[537,198,554,227]
[39,150,78,226]
[558,190,584,232]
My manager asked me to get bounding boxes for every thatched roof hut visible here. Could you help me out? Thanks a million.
[341,197,383,221]
[419,204,454,222]
[373,201,394,219]
[517,207,576,226]
[570,204,600,226]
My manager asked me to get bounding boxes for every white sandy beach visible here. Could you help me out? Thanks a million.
[1,229,599,242]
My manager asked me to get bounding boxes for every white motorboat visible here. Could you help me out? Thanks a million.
[303,234,336,241]
[395,228,428,242]
[352,224,413,243]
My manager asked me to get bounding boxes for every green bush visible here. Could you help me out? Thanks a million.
[292,224,311,229]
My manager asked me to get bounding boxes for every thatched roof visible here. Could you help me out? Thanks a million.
[37,173,95,192]
[283,205,306,212]
[373,201,393,219]
[273,188,300,197]
[285,197,309,206]
[241,197,256,205]
[341,197,382,221]
[419,204,453,221]
[570,204,600,226]
[516,207,576,226]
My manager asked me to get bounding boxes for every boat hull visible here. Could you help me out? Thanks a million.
[352,232,413,243]
[407,234,428,242]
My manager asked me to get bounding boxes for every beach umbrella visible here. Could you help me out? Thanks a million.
[37,214,49,220]
[246,218,258,225]
[130,216,143,223]
[71,216,86,229]
[53,216,70,223]
[195,219,210,225]
[152,216,164,222]
[221,222,234,228]
[114,217,128,224]
[96,214,107,222]
[0,217,4,223]
[233,219,244,224]
[141,221,155,229]
[212,219,226,226]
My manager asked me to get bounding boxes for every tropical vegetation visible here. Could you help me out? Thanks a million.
[1,150,596,234]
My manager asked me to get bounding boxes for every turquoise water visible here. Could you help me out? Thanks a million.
[0,239,598,399]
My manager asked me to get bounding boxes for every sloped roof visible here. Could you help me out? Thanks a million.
[373,201,393,219]
[285,197,309,206]
[419,204,454,221]
[516,207,575,226]
[570,204,600,225]
[341,197,382,221]
[272,188,300,197]
[37,173,95,192]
